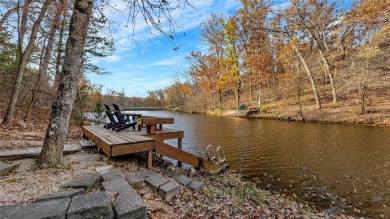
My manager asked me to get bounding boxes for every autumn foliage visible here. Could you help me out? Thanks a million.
[163,0,389,117]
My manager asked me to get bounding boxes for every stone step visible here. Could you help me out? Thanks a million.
[124,169,153,185]
[103,178,135,195]
[143,171,182,202]
[67,191,113,219]
[0,144,81,160]
[0,198,71,219]
[173,174,193,186]
[114,192,147,219]
[158,180,181,201]
[101,167,125,181]
[63,172,102,189]
[78,140,96,149]
[95,165,115,173]
[173,174,205,192]
[102,168,147,219]
[0,162,19,176]
[36,188,85,202]
[188,180,205,192]
[144,172,169,191]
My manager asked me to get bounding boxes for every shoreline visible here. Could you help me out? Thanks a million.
[172,108,390,127]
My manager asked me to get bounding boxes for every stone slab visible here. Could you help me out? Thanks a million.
[144,172,169,191]
[36,188,85,202]
[79,140,96,149]
[124,171,148,185]
[67,191,113,219]
[0,204,22,218]
[103,178,135,195]
[0,162,19,175]
[158,180,181,201]
[96,165,115,173]
[173,174,193,186]
[188,180,205,192]
[101,168,125,181]
[0,144,81,160]
[113,192,147,219]
[0,198,71,219]
[63,172,101,189]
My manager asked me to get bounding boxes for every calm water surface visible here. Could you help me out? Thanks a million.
[131,111,390,217]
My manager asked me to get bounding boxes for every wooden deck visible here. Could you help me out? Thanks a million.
[82,124,223,173]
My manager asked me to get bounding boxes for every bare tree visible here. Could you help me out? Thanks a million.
[39,0,191,166]
[2,0,52,125]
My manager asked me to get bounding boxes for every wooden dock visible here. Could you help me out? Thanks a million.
[82,117,223,173]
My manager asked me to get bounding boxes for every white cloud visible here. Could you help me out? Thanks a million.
[99,0,241,48]
[88,0,242,97]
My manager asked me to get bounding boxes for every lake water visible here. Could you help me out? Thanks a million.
[126,111,389,217]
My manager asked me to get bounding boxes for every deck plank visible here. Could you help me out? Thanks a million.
[94,125,152,143]
[87,126,128,145]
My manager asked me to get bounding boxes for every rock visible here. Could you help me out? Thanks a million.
[0,162,19,176]
[113,192,147,219]
[101,168,125,181]
[63,172,102,189]
[96,165,115,173]
[36,189,85,202]
[0,198,71,219]
[17,121,26,129]
[173,174,193,186]
[317,185,335,191]
[102,178,135,195]
[321,206,345,214]
[144,172,169,191]
[67,192,113,219]
[372,195,383,202]
[79,140,96,149]
[124,171,147,185]
[188,180,205,192]
[158,180,181,201]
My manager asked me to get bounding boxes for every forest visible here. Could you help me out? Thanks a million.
[0,0,389,129]
[161,0,389,124]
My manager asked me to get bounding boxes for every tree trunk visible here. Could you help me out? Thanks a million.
[25,4,62,122]
[318,49,337,104]
[291,42,321,109]
[38,0,93,167]
[236,79,241,110]
[249,77,253,101]
[18,0,32,50]
[218,88,222,109]
[359,83,367,114]
[2,0,52,125]
[292,3,337,105]
[24,41,46,122]
[53,13,67,96]
[236,88,240,110]
[77,89,84,126]
[258,79,262,110]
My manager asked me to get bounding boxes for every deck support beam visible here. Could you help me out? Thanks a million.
[147,150,153,169]
[178,138,182,167]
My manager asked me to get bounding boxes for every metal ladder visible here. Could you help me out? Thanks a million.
[207,145,228,167]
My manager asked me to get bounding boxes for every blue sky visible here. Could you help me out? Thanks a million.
[87,0,354,97]
[87,0,242,97]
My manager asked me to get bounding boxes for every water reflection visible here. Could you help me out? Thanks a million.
[130,111,390,217]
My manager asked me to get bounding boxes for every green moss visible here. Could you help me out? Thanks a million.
[6,178,17,183]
